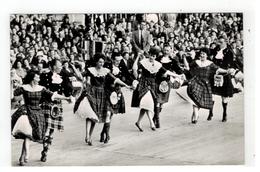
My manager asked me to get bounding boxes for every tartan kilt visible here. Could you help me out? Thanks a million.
[41,101,64,131]
[74,85,108,123]
[157,80,171,104]
[212,74,234,97]
[187,76,213,109]
[107,88,126,114]
[11,105,46,143]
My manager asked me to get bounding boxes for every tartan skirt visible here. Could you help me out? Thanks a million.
[74,85,108,123]
[212,74,234,97]
[11,105,46,143]
[131,77,157,108]
[41,101,64,131]
[187,76,214,109]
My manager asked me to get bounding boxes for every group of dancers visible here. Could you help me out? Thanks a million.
[11,37,243,166]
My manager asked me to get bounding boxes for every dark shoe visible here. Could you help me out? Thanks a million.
[87,140,93,146]
[155,120,160,128]
[19,161,24,166]
[135,122,143,132]
[207,114,213,121]
[40,151,47,162]
[151,127,156,131]
[40,146,48,162]
[85,138,92,146]
[222,113,227,122]
[19,158,24,166]
[104,135,110,144]
[47,136,53,145]
[100,133,105,142]
[191,120,197,124]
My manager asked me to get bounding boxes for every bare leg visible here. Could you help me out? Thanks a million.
[135,109,146,132]
[192,105,199,124]
[147,110,156,130]
[85,119,93,146]
[85,119,91,141]
[89,121,96,138]
[23,138,30,162]
[19,140,25,166]
[136,109,145,125]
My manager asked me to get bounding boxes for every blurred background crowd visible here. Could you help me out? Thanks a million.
[10,13,243,108]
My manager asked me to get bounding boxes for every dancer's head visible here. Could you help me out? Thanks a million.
[199,48,210,61]
[93,53,106,69]
[24,70,40,85]
[148,47,160,62]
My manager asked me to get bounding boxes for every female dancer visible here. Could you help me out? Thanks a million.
[73,53,130,146]
[176,48,234,124]
[132,47,183,131]
[11,70,72,166]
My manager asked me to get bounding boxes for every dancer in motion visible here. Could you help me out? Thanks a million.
[154,44,185,128]
[39,59,77,162]
[11,70,72,166]
[99,52,136,143]
[176,48,234,124]
[132,47,183,131]
[73,53,130,146]
[209,37,235,122]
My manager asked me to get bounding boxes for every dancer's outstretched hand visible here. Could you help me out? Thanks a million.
[67,96,75,104]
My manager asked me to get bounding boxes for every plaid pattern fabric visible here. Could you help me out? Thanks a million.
[11,88,51,143]
[74,85,108,123]
[187,76,213,109]
[85,86,108,123]
[212,74,234,97]
[27,106,46,143]
[106,88,126,114]
[131,77,158,108]
[138,77,158,101]
[131,65,162,108]
[41,101,64,131]
[186,62,219,109]
[157,80,171,104]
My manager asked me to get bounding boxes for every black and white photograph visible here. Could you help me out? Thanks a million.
[9,12,245,166]
[0,0,258,170]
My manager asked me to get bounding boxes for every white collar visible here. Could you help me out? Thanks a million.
[112,65,120,75]
[140,58,162,74]
[88,67,110,77]
[215,49,224,59]
[160,56,171,63]
[195,60,212,67]
[52,72,63,84]
[22,84,44,92]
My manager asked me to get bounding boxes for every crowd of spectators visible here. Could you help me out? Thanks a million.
[10,13,244,102]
